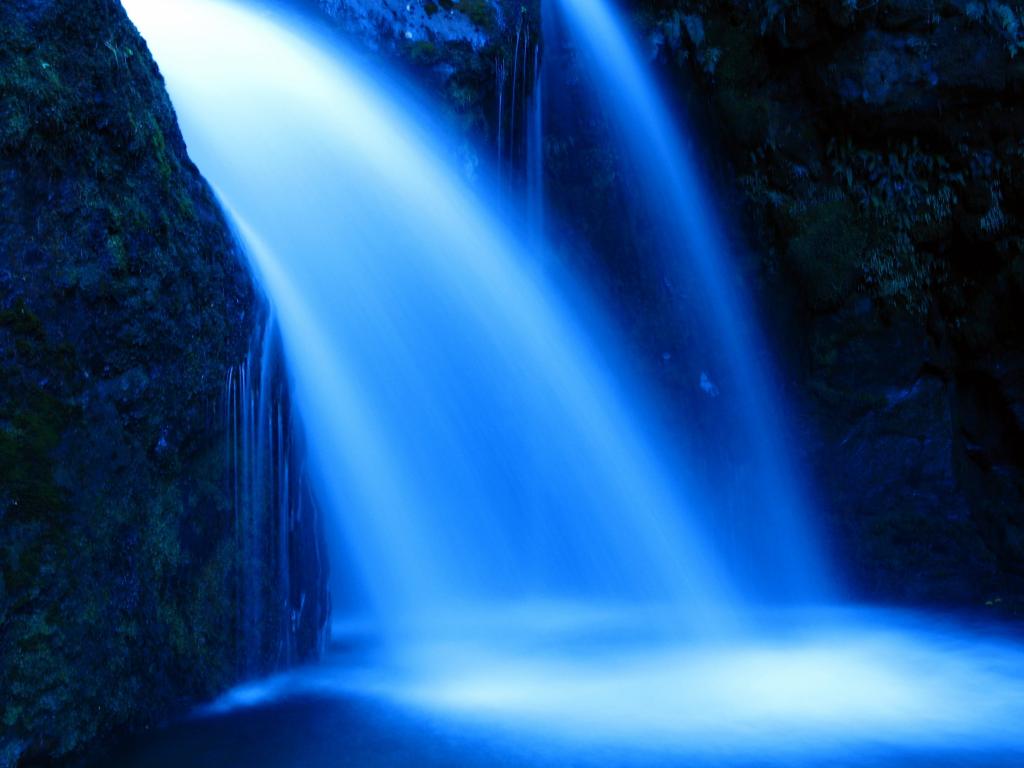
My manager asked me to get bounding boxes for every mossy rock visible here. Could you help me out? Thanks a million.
[438,0,498,32]
[0,0,261,762]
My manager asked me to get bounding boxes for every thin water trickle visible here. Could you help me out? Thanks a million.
[224,309,329,672]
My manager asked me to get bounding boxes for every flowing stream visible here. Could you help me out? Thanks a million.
[548,0,829,598]
[116,0,1024,764]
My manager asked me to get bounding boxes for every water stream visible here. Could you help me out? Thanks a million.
[117,0,1024,763]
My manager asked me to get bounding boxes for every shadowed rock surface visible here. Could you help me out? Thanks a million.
[0,1,326,764]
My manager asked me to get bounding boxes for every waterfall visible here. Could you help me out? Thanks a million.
[126,0,742,640]
[118,1,1024,762]
[548,0,831,601]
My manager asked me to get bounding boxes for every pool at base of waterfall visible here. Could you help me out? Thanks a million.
[99,605,1024,767]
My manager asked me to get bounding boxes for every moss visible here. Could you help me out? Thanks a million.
[406,39,442,66]
[438,0,498,32]
[461,0,498,31]
[0,387,73,520]
[0,300,45,340]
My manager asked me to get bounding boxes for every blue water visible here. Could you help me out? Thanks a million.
[118,0,1024,764]
[550,0,829,600]
[125,0,739,630]
[103,607,1024,765]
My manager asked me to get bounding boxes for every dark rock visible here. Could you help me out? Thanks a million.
[877,0,941,31]
[807,308,1001,603]
[825,22,1011,116]
[0,0,326,763]
[768,3,826,49]
[618,0,1024,612]
[784,198,867,310]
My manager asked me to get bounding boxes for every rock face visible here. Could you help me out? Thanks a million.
[0,0,327,764]
[624,0,1024,610]
[297,0,541,181]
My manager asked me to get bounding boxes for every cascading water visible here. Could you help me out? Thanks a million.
[546,0,828,601]
[125,0,734,635]
[115,1,1024,765]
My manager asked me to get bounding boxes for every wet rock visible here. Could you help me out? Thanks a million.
[299,0,539,178]
[877,0,942,30]
[317,0,498,49]
[784,198,867,311]
[0,0,326,762]
[806,309,1000,603]
[767,3,826,49]
[624,0,1024,611]
[826,23,1010,114]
